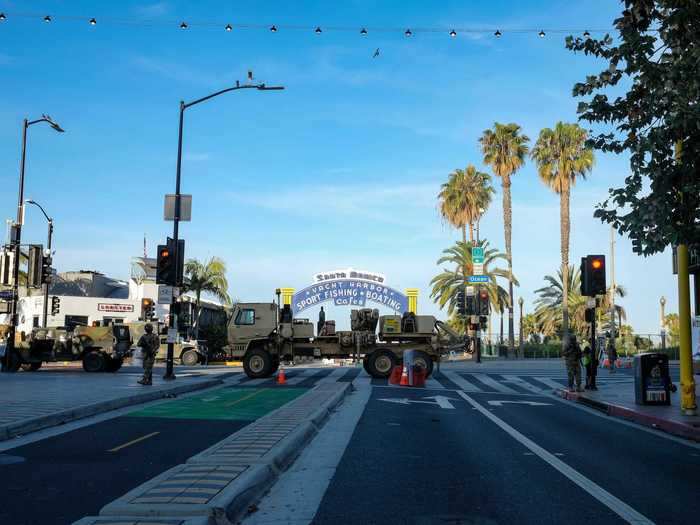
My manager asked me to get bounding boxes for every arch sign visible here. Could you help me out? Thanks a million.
[292,268,408,314]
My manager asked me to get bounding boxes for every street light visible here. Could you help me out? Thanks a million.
[476,207,485,243]
[163,74,284,380]
[660,296,667,349]
[25,199,53,328]
[2,115,64,372]
[518,296,524,357]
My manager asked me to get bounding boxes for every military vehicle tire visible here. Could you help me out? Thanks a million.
[83,350,106,373]
[105,358,123,372]
[21,362,42,372]
[413,351,434,377]
[243,348,273,378]
[367,350,396,378]
[362,356,370,375]
[180,349,200,366]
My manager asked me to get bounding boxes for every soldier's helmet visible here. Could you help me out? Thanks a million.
[145,324,153,333]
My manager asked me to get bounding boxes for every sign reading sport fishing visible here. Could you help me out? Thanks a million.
[292,268,408,314]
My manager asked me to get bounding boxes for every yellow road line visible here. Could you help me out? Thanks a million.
[224,389,266,407]
[108,431,160,452]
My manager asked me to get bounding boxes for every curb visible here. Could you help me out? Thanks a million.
[556,388,700,442]
[0,377,226,442]
[96,381,351,525]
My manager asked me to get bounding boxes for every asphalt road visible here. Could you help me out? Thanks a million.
[0,384,307,525]
[312,383,700,525]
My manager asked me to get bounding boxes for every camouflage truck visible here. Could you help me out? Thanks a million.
[128,321,207,366]
[227,302,465,379]
[8,324,132,372]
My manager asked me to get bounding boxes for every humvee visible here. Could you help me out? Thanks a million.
[128,321,208,366]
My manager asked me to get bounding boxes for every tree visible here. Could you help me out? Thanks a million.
[566,2,700,254]
[534,265,588,339]
[479,123,530,352]
[664,313,680,347]
[430,240,513,327]
[438,166,494,244]
[181,257,231,338]
[521,313,541,343]
[531,122,594,346]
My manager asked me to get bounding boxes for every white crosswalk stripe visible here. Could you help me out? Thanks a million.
[443,371,482,392]
[316,367,349,384]
[501,375,548,394]
[472,373,519,394]
[424,377,446,389]
[532,377,568,390]
[285,368,323,385]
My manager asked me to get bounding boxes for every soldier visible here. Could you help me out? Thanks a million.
[137,324,159,385]
[563,332,583,392]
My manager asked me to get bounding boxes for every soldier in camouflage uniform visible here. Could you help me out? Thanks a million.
[137,324,159,385]
[563,332,583,392]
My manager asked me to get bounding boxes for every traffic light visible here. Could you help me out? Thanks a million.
[156,238,185,286]
[477,288,490,316]
[585,307,595,323]
[27,245,43,288]
[581,255,606,296]
[631,238,643,254]
[466,294,477,316]
[456,290,466,316]
[41,252,52,284]
[142,298,155,320]
[50,295,60,316]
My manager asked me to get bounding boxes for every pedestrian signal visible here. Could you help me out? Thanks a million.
[478,288,490,316]
[50,295,60,316]
[156,244,175,285]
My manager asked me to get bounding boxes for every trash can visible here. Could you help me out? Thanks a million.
[634,353,671,405]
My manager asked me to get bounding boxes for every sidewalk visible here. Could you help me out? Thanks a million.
[556,374,700,442]
[0,365,234,441]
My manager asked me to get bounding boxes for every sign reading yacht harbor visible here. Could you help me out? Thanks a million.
[293,268,407,314]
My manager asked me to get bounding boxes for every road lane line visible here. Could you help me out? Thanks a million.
[457,391,655,525]
[502,375,547,394]
[224,389,266,407]
[472,373,518,394]
[108,431,160,452]
[443,371,483,392]
[532,377,567,390]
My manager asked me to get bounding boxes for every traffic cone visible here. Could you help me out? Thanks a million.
[277,366,286,385]
[399,364,409,386]
[389,366,402,385]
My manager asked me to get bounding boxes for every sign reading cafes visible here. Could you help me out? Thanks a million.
[293,268,407,314]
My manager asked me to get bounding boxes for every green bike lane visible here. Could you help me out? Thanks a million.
[0,384,308,525]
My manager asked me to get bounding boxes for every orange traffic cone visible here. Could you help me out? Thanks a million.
[399,364,409,386]
[277,366,286,385]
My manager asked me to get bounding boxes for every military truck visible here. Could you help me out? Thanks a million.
[227,302,465,379]
[128,321,207,366]
[8,324,133,372]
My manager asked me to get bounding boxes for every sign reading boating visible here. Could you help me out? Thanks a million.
[293,268,407,314]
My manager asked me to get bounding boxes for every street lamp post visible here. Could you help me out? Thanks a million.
[660,296,666,350]
[163,76,284,381]
[26,200,53,327]
[518,296,524,358]
[2,116,63,372]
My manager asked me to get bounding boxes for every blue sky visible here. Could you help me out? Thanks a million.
[0,1,679,333]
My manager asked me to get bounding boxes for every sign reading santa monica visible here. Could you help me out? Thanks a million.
[292,268,408,314]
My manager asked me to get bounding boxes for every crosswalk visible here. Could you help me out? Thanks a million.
[225,366,634,394]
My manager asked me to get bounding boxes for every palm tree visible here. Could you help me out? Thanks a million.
[430,240,514,326]
[479,123,530,353]
[182,257,231,337]
[531,122,594,349]
[533,266,626,340]
[438,166,494,243]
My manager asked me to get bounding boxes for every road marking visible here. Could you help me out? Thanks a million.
[472,373,519,394]
[457,391,655,525]
[378,395,456,409]
[443,371,482,392]
[317,367,348,384]
[224,389,266,407]
[108,431,160,452]
[532,377,566,390]
[502,375,547,394]
[424,377,446,389]
[285,368,321,385]
[487,400,552,407]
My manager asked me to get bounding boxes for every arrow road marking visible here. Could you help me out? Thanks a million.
[487,400,552,407]
[378,395,456,409]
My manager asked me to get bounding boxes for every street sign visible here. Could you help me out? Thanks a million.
[587,298,596,308]
[487,400,552,407]
[164,194,192,222]
[158,285,173,304]
[472,246,484,264]
[166,328,179,344]
[466,286,475,295]
[468,275,489,283]
[379,395,456,409]
[472,263,484,275]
